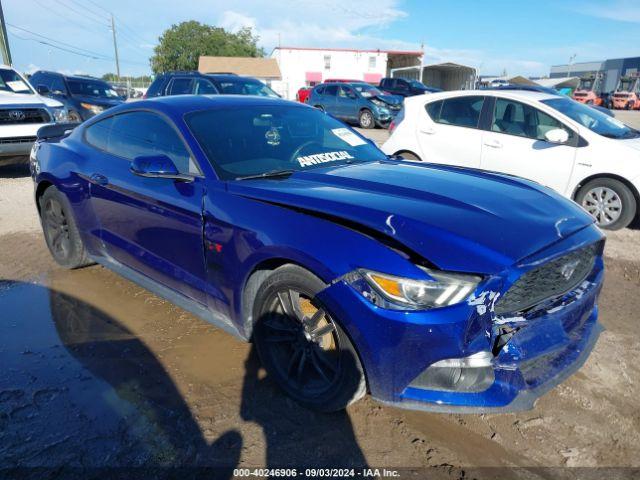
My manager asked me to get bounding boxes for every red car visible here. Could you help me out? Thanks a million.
[296,86,312,103]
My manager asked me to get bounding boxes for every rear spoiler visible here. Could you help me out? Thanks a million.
[36,122,81,141]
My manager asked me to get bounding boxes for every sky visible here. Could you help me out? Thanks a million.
[4,0,640,79]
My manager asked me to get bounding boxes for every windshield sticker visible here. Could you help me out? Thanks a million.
[331,128,367,147]
[297,150,354,167]
[6,80,30,92]
[265,127,281,146]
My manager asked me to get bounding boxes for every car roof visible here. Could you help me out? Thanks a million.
[32,70,107,82]
[407,89,562,104]
[102,94,304,118]
[158,71,259,82]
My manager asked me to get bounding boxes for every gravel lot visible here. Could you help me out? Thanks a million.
[0,111,639,476]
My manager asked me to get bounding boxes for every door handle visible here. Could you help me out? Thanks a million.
[483,139,503,148]
[89,173,109,186]
[420,127,436,134]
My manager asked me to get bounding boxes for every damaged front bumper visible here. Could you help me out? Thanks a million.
[317,225,605,413]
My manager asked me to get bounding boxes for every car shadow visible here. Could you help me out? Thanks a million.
[0,280,368,475]
[0,163,30,179]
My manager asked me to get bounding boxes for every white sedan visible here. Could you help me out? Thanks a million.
[382,90,640,230]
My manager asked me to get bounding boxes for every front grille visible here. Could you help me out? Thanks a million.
[0,136,36,144]
[573,93,587,97]
[0,108,51,125]
[495,244,598,314]
[614,94,630,98]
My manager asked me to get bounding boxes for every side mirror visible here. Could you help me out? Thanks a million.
[544,128,569,144]
[36,84,50,95]
[130,155,191,181]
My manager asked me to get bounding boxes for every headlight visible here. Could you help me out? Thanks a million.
[50,106,68,123]
[371,99,386,108]
[346,267,481,310]
[80,102,104,115]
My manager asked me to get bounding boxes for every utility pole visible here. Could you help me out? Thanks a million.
[567,54,576,78]
[0,0,12,65]
[110,14,120,80]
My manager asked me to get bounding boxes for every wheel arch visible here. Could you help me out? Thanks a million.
[34,180,54,215]
[240,256,333,340]
[572,173,640,207]
[241,258,371,394]
[393,149,422,161]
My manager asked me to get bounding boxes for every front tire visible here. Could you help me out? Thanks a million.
[358,109,374,129]
[576,178,637,230]
[252,265,366,412]
[39,186,92,268]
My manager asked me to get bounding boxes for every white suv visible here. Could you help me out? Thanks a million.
[0,65,67,168]
[383,90,640,230]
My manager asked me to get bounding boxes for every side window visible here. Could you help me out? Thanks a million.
[168,78,194,95]
[397,80,409,92]
[84,116,115,151]
[50,76,66,94]
[314,85,325,95]
[145,77,165,97]
[491,98,571,141]
[438,96,485,128]
[425,100,443,121]
[31,73,48,89]
[324,85,338,96]
[107,112,197,174]
[194,78,218,95]
[338,85,354,98]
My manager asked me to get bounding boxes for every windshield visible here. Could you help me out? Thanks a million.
[351,83,383,98]
[542,97,640,139]
[0,69,33,94]
[214,79,279,98]
[409,80,427,90]
[186,105,386,180]
[68,79,120,98]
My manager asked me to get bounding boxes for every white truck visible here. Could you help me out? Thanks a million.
[0,65,67,168]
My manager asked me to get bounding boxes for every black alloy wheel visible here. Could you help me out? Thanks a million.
[252,265,366,411]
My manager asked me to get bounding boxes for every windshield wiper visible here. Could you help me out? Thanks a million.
[235,169,297,181]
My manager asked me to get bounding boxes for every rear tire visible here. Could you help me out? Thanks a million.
[576,178,636,230]
[358,109,374,129]
[39,186,92,268]
[252,265,366,412]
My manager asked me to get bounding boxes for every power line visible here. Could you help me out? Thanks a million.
[9,31,105,60]
[33,0,101,36]
[7,23,148,66]
[55,0,109,27]
[7,23,111,59]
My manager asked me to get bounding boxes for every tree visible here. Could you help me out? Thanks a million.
[150,21,264,73]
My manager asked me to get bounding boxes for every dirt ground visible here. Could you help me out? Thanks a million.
[1,112,640,478]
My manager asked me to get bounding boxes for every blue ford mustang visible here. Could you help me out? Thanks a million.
[30,95,605,413]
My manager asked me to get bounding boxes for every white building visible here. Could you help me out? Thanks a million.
[270,47,423,100]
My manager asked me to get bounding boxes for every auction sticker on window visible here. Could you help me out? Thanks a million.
[297,150,354,167]
[331,128,367,146]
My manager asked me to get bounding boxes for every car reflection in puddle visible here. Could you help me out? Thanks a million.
[0,279,241,475]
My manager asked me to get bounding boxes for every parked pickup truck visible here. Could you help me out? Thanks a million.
[0,65,67,168]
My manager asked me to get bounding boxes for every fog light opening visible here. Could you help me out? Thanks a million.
[409,351,495,393]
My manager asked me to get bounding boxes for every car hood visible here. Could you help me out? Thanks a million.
[72,95,124,107]
[0,90,62,108]
[374,94,403,106]
[619,136,640,152]
[228,161,595,274]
